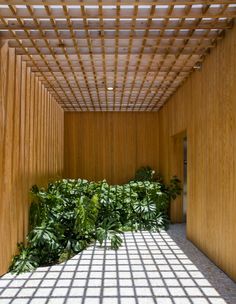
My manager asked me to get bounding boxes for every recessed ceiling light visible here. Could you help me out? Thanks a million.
[107,87,114,91]
[193,62,202,70]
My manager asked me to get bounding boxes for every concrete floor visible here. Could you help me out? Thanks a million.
[0,224,235,304]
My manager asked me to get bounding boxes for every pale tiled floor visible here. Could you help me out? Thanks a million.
[0,224,235,304]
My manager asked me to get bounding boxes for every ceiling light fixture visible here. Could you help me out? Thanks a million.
[107,87,114,91]
[193,62,202,70]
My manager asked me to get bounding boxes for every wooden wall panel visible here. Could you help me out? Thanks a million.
[64,112,159,184]
[159,25,236,281]
[0,44,64,275]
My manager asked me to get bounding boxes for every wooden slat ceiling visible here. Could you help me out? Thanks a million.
[0,1,236,111]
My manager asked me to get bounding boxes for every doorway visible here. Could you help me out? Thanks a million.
[183,137,187,223]
[170,131,187,223]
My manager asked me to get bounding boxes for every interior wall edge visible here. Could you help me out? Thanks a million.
[158,25,236,281]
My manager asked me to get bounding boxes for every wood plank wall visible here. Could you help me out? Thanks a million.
[159,25,236,281]
[0,44,64,275]
[64,112,159,184]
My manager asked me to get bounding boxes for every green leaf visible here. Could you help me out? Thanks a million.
[28,222,60,251]
[111,234,123,250]
[9,243,39,274]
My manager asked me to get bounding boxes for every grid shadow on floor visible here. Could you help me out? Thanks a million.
[0,227,235,304]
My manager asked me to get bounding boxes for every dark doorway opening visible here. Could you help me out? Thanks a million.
[183,137,187,223]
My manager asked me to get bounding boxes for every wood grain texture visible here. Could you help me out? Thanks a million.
[1,2,235,111]
[159,25,236,281]
[64,112,159,184]
[0,43,64,275]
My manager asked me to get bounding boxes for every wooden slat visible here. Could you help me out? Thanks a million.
[0,43,10,272]
[0,43,64,276]
[1,31,224,40]
[1,8,236,19]
[0,0,234,5]
[0,21,232,30]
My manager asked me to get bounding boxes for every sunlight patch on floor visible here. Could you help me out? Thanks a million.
[0,229,232,304]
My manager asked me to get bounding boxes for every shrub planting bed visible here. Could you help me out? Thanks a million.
[10,168,181,274]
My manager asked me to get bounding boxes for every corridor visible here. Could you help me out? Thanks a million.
[0,225,235,304]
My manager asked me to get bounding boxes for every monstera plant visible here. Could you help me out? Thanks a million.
[9,168,181,274]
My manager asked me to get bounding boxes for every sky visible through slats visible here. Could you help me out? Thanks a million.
[0,1,236,111]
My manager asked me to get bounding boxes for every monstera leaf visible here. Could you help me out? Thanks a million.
[9,243,39,274]
[74,195,99,236]
[96,219,123,249]
[28,222,60,251]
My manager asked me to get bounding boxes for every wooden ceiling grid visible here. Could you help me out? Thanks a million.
[125,3,158,110]
[149,3,228,110]
[112,2,120,110]
[0,11,66,104]
[5,4,78,108]
[0,1,235,111]
[146,1,207,110]
[44,3,88,110]
[119,3,138,110]
[130,3,175,111]
[61,4,95,109]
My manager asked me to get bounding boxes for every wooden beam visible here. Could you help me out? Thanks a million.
[0,0,234,5]
[0,31,222,40]
[1,9,236,20]
[0,22,231,30]
[14,48,212,55]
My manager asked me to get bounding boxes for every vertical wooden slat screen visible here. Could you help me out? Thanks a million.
[0,43,64,275]
[159,24,236,281]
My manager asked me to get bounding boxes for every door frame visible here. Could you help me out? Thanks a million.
[170,130,187,223]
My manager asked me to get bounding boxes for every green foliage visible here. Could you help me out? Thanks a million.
[96,219,123,250]
[134,166,155,181]
[9,167,181,274]
[9,243,39,274]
